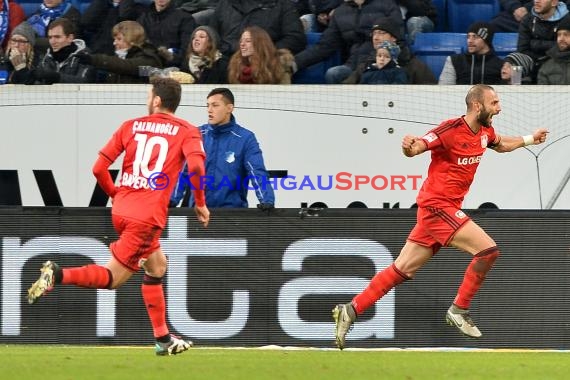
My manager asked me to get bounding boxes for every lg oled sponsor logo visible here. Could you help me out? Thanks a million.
[1,216,395,342]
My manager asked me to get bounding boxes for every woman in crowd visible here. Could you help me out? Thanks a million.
[227,26,294,84]
[180,25,228,84]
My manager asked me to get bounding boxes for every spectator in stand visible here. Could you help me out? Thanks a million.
[33,17,95,84]
[180,25,228,83]
[137,0,196,66]
[75,20,163,83]
[500,51,535,83]
[5,22,40,84]
[293,0,403,84]
[209,0,306,57]
[80,0,144,55]
[343,18,436,84]
[359,40,407,84]
[489,0,531,32]
[26,0,81,52]
[228,26,294,84]
[397,0,437,45]
[300,0,343,33]
[518,0,569,78]
[439,22,504,85]
[0,0,26,51]
[537,14,570,83]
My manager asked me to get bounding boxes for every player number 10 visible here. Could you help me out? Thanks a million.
[132,133,169,178]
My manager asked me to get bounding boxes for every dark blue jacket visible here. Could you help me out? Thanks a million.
[170,115,275,208]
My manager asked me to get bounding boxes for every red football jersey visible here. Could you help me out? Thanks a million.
[416,117,500,209]
[99,113,205,228]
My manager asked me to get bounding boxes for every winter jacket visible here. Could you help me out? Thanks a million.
[180,54,229,84]
[137,1,196,66]
[537,45,570,84]
[359,60,408,84]
[170,115,275,208]
[439,51,503,85]
[294,0,403,70]
[209,0,306,55]
[80,0,143,55]
[35,39,96,83]
[518,1,569,62]
[90,42,164,83]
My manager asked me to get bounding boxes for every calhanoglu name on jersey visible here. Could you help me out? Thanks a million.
[132,121,179,135]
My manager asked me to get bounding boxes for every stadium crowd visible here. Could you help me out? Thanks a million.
[1,0,569,84]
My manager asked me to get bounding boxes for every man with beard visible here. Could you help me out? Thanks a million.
[438,22,504,85]
[332,84,549,350]
[537,14,570,83]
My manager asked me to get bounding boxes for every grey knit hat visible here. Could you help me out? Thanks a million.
[191,25,220,52]
[11,22,36,46]
[504,52,535,77]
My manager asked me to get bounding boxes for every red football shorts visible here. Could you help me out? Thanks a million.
[109,215,163,272]
[407,206,471,254]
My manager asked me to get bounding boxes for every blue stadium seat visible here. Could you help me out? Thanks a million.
[411,33,467,78]
[492,32,518,59]
[20,1,39,17]
[292,32,342,84]
[447,0,500,33]
[431,0,446,32]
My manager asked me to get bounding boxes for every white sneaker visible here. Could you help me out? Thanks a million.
[446,305,482,338]
[27,261,58,304]
[155,335,193,356]
[332,303,356,350]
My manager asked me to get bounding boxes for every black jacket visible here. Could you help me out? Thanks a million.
[90,43,164,83]
[294,0,403,70]
[137,1,196,65]
[180,54,229,84]
[209,0,306,55]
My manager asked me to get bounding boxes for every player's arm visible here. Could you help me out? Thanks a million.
[402,135,428,157]
[186,153,209,227]
[92,153,118,198]
[490,128,549,153]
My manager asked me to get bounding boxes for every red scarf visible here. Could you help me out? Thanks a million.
[238,65,254,84]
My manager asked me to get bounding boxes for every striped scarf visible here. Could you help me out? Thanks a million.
[27,0,71,37]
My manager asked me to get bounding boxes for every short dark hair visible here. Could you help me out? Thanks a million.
[207,87,235,105]
[151,77,182,112]
[48,18,76,36]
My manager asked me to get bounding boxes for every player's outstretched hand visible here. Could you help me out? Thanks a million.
[194,205,210,227]
[402,135,421,157]
[532,128,549,145]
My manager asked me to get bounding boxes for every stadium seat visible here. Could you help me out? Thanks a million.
[492,32,518,59]
[447,0,500,33]
[292,32,342,84]
[431,0,446,32]
[411,33,466,78]
[19,1,39,17]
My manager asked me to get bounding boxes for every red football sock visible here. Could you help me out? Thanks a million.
[61,264,112,289]
[142,275,169,339]
[454,247,500,309]
[352,264,410,315]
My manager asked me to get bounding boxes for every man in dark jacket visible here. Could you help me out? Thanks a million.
[438,22,503,85]
[33,17,95,84]
[294,0,403,84]
[209,0,306,56]
[137,0,196,66]
[170,88,275,209]
[343,17,436,84]
[538,13,570,83]
[518,0,569,77]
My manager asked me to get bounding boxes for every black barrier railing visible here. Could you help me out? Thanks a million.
[1,207,570,349]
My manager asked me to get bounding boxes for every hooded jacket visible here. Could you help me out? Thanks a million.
[36,39,95,83]
[170,115,275,208]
